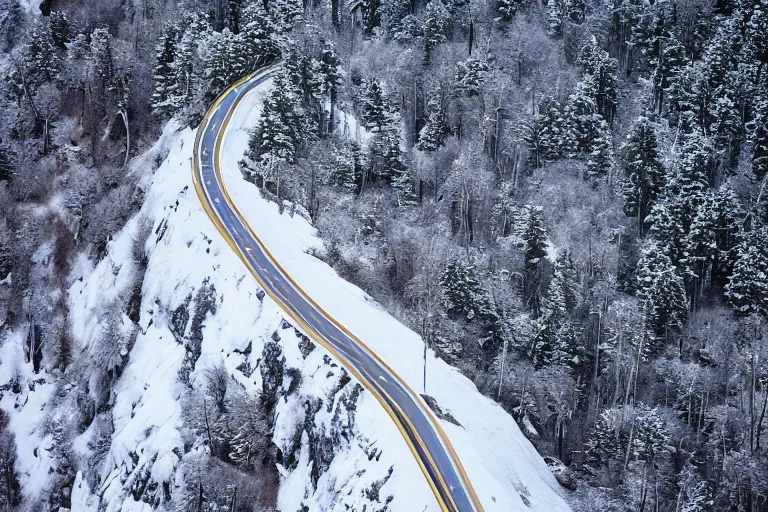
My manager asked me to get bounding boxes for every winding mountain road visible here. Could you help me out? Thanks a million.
[192,64,485,512]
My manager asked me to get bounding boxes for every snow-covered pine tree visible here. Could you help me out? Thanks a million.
[678,464,713,512]
[391,162,418,206]
[249,71,303,165]
[628,404,671,463]
[682,186,743,294]
[227,0,244,33]
[370,121,415,204]
[416,86,450,152]
[586,121,614,180]
[454,57,488,97]
[361,0,381,37]
[753,115,768,180]
[48,12,70,50]
[201,29,244,99]
[151,23,180,117]
[521,204,548,316]
[577,36,618,123]
[681,191,720,288]
[314,41,342,132]
[90,28,115,89]
[725,227,768,318]
[361,78,389,132]
[533,250,581,368]
[584,404,670,471]
[0,412,19,508]
[553,249,580,312]
[745,0,768,62]
[563,79,598,157]
[24,19,62,89]
[271,0,303,32]
[496,0,521,22]
[666,64,702,134]
[651,37,687,113]
[422,0,450,63]
[583,406,623,470]
[696,12,741,138]
[547,0,585,37]
[391,13,423,42]
[646,195,686,263]
[283,45,313,105]
[66,31,89,60]
[532,285,571,368]
[676,134,714,228]
[316,41,342,100]
[523,96,566,168]
[330,142,363,193]
[636,240,688,352]
[547,0,564,36]
[168,16,207,123]
[440,260,485,321]
[381,0,412,38]
[0,142,14,182]
[536,96,566,162]
[241,2,280,70]
[523,205,547,269]
[626,2,671,73]
[564,78,614,178]
[620,117,665,233]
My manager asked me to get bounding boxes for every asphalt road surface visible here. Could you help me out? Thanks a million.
[192,65,484,512]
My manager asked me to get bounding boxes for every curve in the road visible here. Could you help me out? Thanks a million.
[192,64,485,512]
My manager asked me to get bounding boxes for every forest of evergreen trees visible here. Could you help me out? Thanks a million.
[1,0,768,509]
[129,0,768,508]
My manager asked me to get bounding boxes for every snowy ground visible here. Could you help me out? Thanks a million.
[17,0,38,12]
[0,77,570,511]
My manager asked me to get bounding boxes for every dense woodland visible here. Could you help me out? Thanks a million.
[1,0,768,510]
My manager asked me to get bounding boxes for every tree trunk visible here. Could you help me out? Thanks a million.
[624,413,636,469]
[468,13,474,56]
[202,396,214,451]
[423,331,427,394]
[119,107,130,168]
[329,88,337,134]
[497,333,507,400]
[331,0,340,27]
[228,486,237,512]
[756,388,768,451]
[593,310,601,392]
[196,482,204,512]
[750,353,756,452]
[43,118,50,155]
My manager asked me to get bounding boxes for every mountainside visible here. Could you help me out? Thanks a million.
[0,75,568,511]
[2,0,768,510]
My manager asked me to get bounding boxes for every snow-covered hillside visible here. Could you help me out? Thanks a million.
[1,78,570,511]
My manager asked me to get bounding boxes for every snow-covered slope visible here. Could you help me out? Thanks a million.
[220,79,571,511]
[1,78,570,511]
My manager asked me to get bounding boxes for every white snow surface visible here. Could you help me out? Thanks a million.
[1,76,571,511]
[17,0,35,11]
